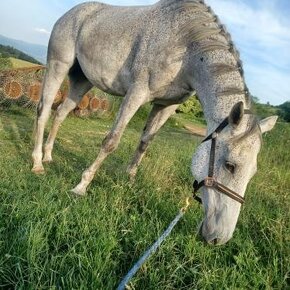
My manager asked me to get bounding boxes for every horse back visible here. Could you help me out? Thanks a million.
[47,1,192,99]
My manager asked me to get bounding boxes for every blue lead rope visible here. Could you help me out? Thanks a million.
[117,207,188,290]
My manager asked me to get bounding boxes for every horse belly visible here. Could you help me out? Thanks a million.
[76,46,132,96]
[77,52,130,96]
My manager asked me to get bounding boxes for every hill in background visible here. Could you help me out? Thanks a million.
[8,57,41,69]
[0,34,47,64]
[0,44,42,65]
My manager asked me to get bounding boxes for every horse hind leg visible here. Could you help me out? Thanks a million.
[43,62,93,163]
[32,60,71,174]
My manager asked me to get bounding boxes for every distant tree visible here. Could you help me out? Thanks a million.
[253,102,279,119]
[278,101,290,122]
[252,96,260,103]
[250,96,280,119]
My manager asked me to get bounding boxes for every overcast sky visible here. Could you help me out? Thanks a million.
[0,0,289,105]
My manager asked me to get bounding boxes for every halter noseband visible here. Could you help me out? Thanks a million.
[193,110,252,205]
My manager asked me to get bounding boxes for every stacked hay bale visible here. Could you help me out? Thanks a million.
[0,66,112,116]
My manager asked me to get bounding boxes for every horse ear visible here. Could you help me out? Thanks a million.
[259,116,278,133]
[229,101,244,127]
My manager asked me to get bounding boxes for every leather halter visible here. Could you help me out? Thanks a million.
[193,110,252,205]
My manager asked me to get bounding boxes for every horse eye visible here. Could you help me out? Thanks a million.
[225,161,236,174]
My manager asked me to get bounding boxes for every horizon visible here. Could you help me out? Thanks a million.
[0,0,289,105]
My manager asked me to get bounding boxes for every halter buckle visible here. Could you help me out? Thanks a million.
[204,177,215,187]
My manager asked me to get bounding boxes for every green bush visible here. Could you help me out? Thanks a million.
[253,102,279,119]
[177,94,203,117]
[278,101,290,122]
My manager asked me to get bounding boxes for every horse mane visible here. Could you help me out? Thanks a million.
[160,0,252,107]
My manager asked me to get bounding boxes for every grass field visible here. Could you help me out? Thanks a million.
[8,57,40,69]
[0,107,289,289]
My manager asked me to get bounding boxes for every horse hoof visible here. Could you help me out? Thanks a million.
[71,186,86,196]
[32,166,45,175]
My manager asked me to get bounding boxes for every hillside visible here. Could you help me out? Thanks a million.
[8,57,41,69]
[0,34,47,64]
[0,44,42,65]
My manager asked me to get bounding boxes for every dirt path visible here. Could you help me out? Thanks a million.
[183,123,206,137]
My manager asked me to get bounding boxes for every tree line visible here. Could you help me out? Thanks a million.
[252,97,290,123]
[177,95,290,123]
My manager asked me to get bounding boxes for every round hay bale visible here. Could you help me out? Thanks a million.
[78,94,90,110]
[28,83,41,103]
[3,80,23,99]
[90,97,101,111]
[100,99,110,111]
[53,90,62,104]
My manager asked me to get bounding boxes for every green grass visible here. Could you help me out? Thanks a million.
[0,107,289,289]
[8,57,40,69]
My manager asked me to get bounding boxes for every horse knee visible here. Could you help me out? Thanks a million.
[139,140,148,153]
[102,132,119,153]
[139,134,154,152]
[54,103,71,123]
[54,105,64,120]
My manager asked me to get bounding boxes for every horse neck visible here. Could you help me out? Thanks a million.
[191,53,251,133]
[163,0,252,132]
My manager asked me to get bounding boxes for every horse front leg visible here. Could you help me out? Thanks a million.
[127,103,179,180]
[71,85,150,196]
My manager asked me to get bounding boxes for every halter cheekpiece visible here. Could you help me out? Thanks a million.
[193,110,252,205]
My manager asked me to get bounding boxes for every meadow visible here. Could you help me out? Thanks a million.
[8,57,40,69]
[0,106,289,289]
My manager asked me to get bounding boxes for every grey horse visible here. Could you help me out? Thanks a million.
[32,0,277,245]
